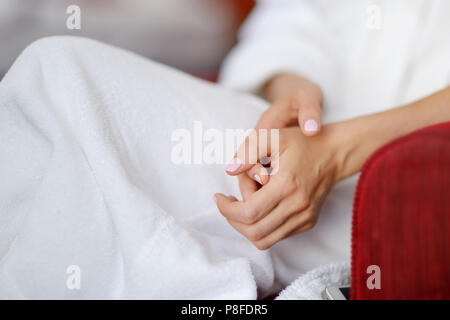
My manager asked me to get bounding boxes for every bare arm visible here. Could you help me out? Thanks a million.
[333,86,450,181]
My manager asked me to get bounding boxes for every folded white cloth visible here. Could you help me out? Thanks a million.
[0,36,352,299]
[276,262,350,300]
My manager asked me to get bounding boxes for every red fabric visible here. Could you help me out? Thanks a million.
[351,122,450,300]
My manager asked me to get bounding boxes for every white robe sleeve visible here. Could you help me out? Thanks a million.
[219,0,340,95]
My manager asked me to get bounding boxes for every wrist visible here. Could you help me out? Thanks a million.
[321,87,450,182]
[323,120,368,182]
[324,106,423,182]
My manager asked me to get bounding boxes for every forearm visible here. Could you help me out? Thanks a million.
[330,86,450,181]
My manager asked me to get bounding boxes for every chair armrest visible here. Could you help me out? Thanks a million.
[351,121,450,299]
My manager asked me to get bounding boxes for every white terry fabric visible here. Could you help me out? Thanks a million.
[0,37,271,299]
[220,0,450,292]
[0,36,353,299]
[220,0,450,123]
[276,262,350,300]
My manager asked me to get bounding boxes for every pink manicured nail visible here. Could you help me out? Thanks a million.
[226,157,242,172]
[254,174,262,185]
[304,119,318,132]
[213,195,217,204]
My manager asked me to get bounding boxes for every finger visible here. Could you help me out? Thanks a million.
[253,208,315,250]
[238,174,258,201]
[225,129,274,176]
[215,180,284,224]
[246,164,270,186]
[214,193,237,207]
[214,193,237,201]
[231,193,310,242]
[256,108,283,130]
[284,193,327,238]
[256,103,297,130]
[294,87,323,136]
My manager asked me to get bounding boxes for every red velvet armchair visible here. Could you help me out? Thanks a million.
[351,121,450,299]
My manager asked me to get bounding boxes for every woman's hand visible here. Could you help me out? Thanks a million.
[215,125,342,250]
[215,85,450,249]
[257,73,323,135]
[235,73,324,198]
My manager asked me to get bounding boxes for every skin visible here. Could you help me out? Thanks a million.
[259,73,323,133]
[239,73,324,189]
[215,73,450,250]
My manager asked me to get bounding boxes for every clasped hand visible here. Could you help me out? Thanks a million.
[214,126,341,250]
[214,80,344,249]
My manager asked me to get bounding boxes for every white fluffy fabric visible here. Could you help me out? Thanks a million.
[220,0,450,124]
[0,37,352,299]
[276,262,350,300]
[4,0,449,297]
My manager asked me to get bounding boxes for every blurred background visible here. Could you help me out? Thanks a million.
[0,0,254,80]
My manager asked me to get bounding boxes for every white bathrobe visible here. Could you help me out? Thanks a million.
[220,0,450,124]
[0,0,449,299]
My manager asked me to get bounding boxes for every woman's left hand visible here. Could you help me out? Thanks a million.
[214,125,342,250]
[235,73,324,203]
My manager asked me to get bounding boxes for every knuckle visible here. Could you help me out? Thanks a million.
[299,84,322,98]
[308,85,322,99]
[306,215,318,229]
[305,222,316,230]
[243,205,258,224]
[305,210,315,221]
[294,195,310,211]
[293,88,307,101]
[294,85,323,110]
[280,173,298,194]
[246,226,262,242]
[216,205,226,216]
[253,240,270,251]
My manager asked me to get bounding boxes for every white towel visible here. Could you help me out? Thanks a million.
[276,262,350,300]
[0,36,351,299]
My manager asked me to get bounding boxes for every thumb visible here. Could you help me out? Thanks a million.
[295,87,323,136]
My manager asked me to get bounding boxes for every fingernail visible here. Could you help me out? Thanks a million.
[226,157,242,172]
[213,195,217,204]
[304,119,318,132]
[254,174,262,185]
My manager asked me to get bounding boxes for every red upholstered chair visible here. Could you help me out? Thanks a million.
[351,121,450,299]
